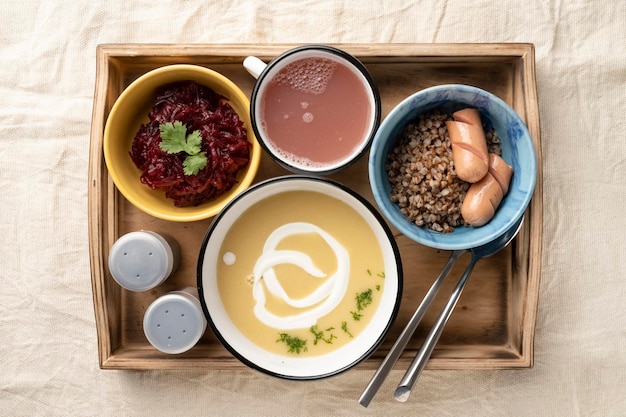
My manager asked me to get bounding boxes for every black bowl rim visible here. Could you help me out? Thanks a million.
[249,44,382,176]
[196,175,403,380]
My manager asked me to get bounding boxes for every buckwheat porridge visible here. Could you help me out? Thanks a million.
[385,110,502,233]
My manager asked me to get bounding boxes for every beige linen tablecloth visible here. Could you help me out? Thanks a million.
[1,1,625,416]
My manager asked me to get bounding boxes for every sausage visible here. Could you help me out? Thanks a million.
[446,108,489,183]
[461,153,514,227]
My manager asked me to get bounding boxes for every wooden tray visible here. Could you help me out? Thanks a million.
[88,43,543,370]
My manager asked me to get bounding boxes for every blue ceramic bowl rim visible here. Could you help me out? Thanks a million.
[369,84,537,250]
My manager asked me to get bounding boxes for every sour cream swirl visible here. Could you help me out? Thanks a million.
[252,222,350,330]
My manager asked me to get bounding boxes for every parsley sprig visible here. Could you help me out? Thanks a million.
[158,121,208,176]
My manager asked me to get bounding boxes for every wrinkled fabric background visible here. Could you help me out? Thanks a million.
[1,1,625,416]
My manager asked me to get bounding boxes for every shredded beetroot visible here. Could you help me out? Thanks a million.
[130,81,251,207]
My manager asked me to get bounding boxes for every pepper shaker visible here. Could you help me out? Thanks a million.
[108,230,180,291]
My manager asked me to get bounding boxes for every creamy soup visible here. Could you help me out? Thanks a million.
[217,190,386,356]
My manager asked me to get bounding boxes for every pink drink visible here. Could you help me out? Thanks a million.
[259,57,372,168]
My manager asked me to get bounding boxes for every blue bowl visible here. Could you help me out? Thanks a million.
[369,84,537,250]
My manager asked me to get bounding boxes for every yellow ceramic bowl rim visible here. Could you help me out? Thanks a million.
[103,64,261,222]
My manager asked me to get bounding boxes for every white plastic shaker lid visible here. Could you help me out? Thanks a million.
[108,231,175,291]
[143,290,207,354]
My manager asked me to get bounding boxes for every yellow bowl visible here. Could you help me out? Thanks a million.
[103,64,261,222]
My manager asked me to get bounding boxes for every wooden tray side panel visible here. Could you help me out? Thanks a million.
[516,45,543,368]
[89,46,120,367]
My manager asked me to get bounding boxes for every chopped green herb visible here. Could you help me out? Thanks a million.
[355,288,373,311]
[377,271,386,278]
[367,269,372,276]
[341,321,353,338]
[310,326,322,345]
[276,333,308,354]
[309,325,337,345]
[375,284,381,291]
[350,311,362,321]
[158,121,207,175]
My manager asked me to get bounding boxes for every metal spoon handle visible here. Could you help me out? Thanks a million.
[358,250,465,407]
[394,257,478,403]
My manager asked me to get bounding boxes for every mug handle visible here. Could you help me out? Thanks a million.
[243,56,267,79]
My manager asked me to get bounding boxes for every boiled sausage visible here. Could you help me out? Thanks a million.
[446,108,489,183]
[461,153,513,227]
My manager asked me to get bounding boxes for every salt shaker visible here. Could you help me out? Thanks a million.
[108,230,180,292]
[143,287,207,354]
